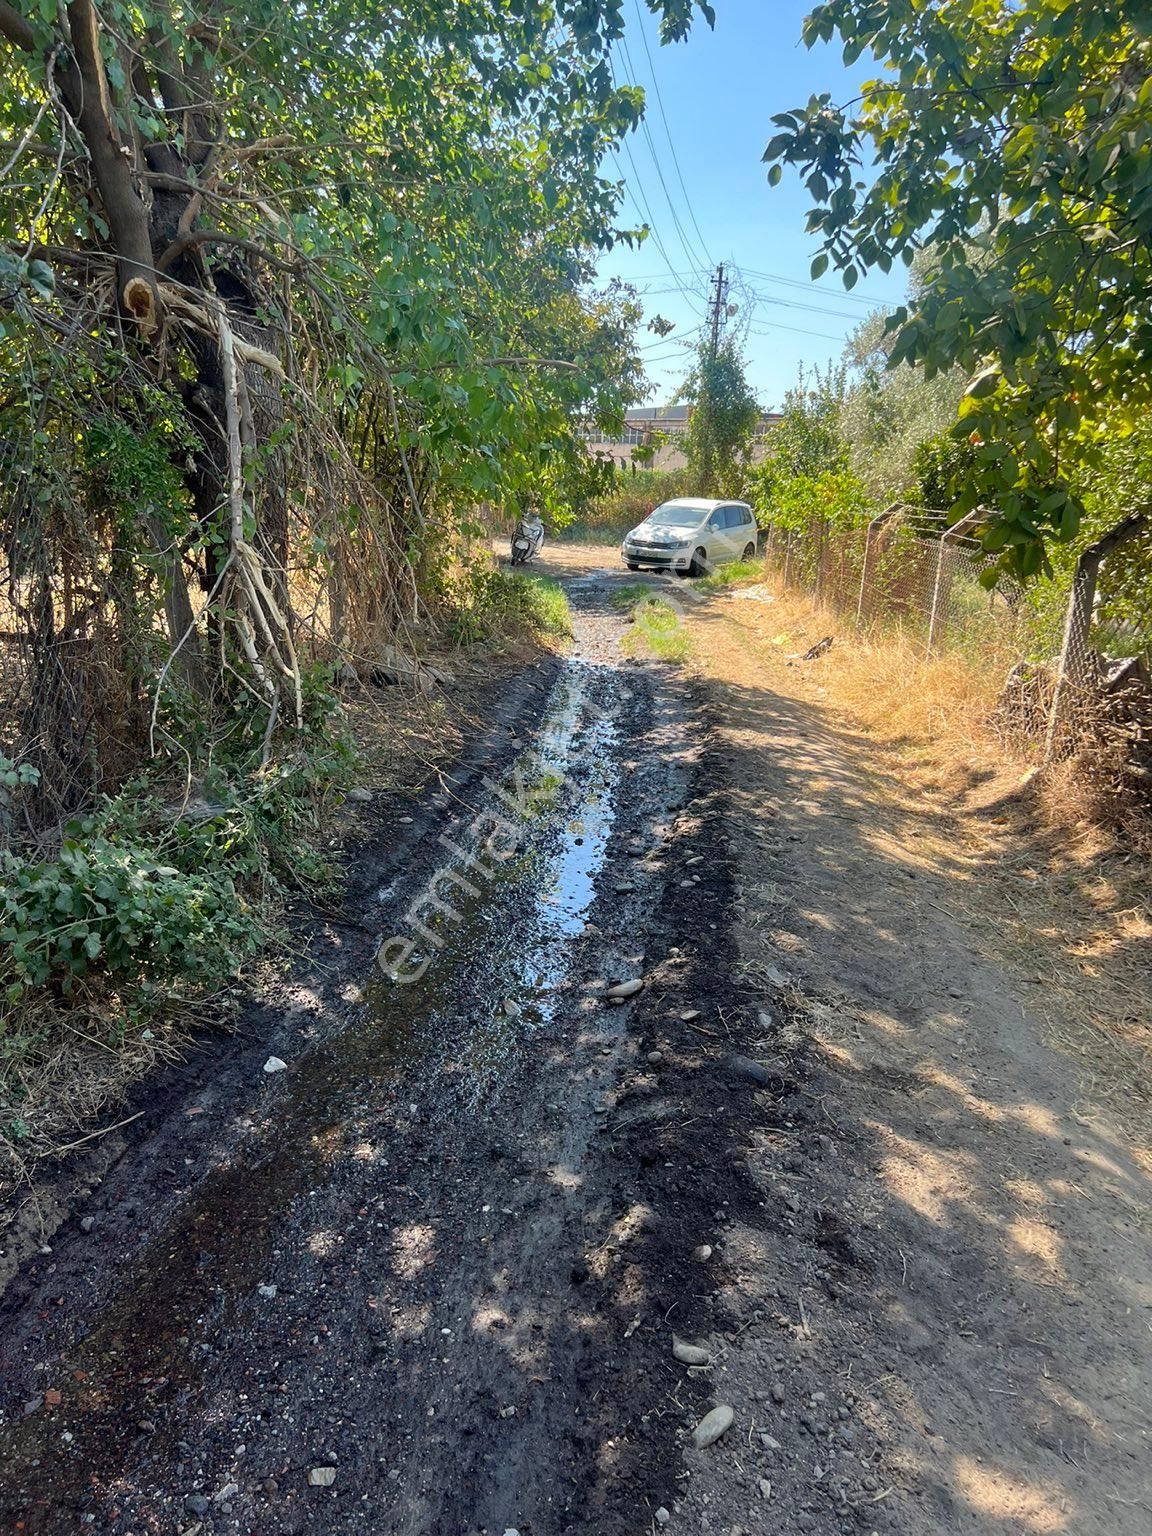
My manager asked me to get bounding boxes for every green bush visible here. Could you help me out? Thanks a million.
[557,468,692,542]
[0,698,355,1017]
[752,466,875,534]
[0,836,255,1004]
[447,568,572,644]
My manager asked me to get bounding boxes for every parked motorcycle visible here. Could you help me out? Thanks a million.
[509,511,544,565]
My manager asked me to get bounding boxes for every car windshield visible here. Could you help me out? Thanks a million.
[647,503,702,527]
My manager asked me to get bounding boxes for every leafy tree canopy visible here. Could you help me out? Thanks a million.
[764,0,1152,580]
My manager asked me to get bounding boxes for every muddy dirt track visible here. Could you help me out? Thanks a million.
[1,550,1150,1536]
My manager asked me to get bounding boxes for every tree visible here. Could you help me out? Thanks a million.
[0,0,704,807]
[764,1,1152,580]
[839,310,967,503]
[766,362,848,483]
[681,336,760,493]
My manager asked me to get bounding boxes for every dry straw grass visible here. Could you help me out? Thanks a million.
[724,580,1022,761]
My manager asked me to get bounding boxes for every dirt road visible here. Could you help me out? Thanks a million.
[1,547,1149,1536]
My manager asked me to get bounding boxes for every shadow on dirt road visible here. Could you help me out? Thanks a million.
[1,544,1148,1536]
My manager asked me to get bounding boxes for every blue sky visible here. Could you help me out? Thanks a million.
[596,0,904,409]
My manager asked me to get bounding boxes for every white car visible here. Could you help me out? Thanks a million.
[621,498,759,577]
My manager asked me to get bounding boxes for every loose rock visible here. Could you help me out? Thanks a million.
[604,977,644,1000]
[672,1335,711,1366]
[691,1404,734,1448]
[184,1495,210,1516]
[725,1053,772,1086]
[655,1509,671,1527]
[308,1467,337,1488]
[263,1057,287,1074]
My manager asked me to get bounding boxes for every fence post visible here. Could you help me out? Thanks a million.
[926,510,983,652]
[857,503,902,627]
[1044,511,1149,760]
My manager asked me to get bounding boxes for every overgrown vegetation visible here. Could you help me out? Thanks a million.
[556,468,692,541]
[0,0,714,1153]
[680,335,761,495]
[766,0,1152,580]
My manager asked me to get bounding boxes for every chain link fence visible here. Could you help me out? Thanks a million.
[762,506,1024,658]
[758,507,1152,801]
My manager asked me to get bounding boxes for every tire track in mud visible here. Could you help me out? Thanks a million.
[0,572,775,1536]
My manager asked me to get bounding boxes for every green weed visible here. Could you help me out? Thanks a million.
[695,557,765,592]
[622,595,692,663]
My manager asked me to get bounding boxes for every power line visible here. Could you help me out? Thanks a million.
[617,33,711,282]
[628,0,715,271]
[748,318,844,342]
[607,58,709,318]
[741,266,901,308]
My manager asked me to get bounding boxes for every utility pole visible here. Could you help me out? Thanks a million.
[706,264,728,361]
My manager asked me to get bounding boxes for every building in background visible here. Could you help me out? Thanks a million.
[584,404,782,471]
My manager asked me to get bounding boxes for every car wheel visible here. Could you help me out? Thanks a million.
[626,561,640,571]
[743,542,756,560]
[688,546,707,578]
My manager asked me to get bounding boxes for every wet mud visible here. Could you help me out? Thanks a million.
[0,572,765,1535]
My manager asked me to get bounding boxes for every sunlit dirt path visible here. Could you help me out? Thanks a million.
[1,543,1148,1536]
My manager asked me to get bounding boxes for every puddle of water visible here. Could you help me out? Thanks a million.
[363,660,620,1087]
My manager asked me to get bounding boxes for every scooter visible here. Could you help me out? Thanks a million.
[510,514,544,565]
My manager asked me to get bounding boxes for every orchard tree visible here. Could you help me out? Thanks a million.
[764,1,1152,579]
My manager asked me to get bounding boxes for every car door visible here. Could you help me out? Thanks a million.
[731,504,757,559]
[716,505,742,563]
[703,508,727,567]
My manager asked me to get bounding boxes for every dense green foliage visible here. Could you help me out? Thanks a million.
[0,0,713,1111]
[765,0,1152,578]
[558,467,692,539]
[681,337,761,494]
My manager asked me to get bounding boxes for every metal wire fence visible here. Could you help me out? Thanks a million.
[762,508,1025,663]
[759,508,1152,800]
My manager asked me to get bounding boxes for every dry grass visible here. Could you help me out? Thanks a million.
[696,561,1152,1158]
[713,576,1020,761]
